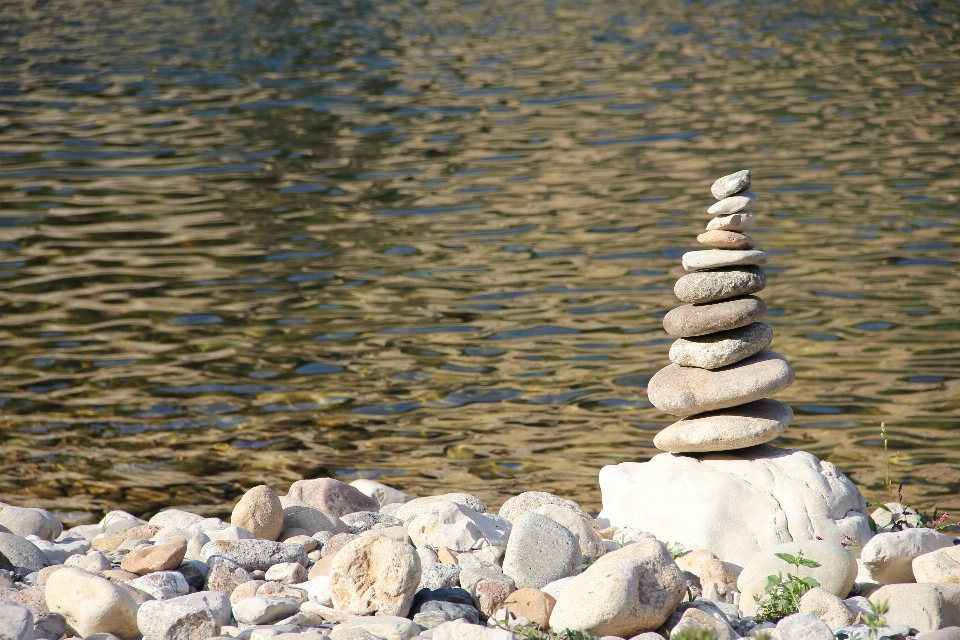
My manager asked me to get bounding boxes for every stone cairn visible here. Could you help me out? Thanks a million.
[647,169,796,452]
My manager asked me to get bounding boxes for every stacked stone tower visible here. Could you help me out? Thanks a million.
[647,170,796,452]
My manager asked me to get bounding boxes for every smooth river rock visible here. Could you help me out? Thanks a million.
[674,266,766,304]
[710,170,751,200]
[598,445,872,568]
[647,350,795,417]
[696,230,754,250]
[663,296,766,338]
[668,322,773,369]
[707,191,758,215]
[706,211,755,232]
[681,249,769,272]
[653,398,793,453]
[232,485,284,541]
[45,567,139,639]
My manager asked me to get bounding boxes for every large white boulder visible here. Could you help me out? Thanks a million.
[598,446,871,567]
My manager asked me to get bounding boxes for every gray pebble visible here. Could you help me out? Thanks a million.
[418,563,461,591]
[710,170,751,200]
[0,533,48,575]
[706,212,755,232]
[340,512,404,534]
[668,322,773,370]
[707,191,758,215]
[199,539,308,571]
[0,604,33,640]
[501,512,579,589]
[674,266,766,304]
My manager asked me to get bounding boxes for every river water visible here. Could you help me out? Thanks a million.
[1,0,958,524]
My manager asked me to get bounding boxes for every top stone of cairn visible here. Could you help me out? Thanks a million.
[710,169,751,200]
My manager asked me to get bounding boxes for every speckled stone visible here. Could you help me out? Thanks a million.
[674,266,766,304]
[710,170,751,200]
[697,230,755,250]
[682,249,769,272]
[707,192,758,215]
[668,322,773,370]
[647,350,795,417]
[663,296,766,338]
[653,399,793,453]
[706,212,755,232]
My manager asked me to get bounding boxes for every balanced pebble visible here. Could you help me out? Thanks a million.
[647,350,795,417]
[706,212,755,232]
[681,249,769,272]
[710,170,751,200]
[674,266,766,304]
[653,399,793,453]
[663,296,766,338]
[697,230,754,249]
[707,191,758,215]
[668,322,773,370]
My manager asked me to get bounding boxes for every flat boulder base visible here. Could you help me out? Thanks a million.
[647,350,794,417]
[871,583,960,633]
[597,446,871,568]
[706,211,755,232]
[668,321,773,370]
[663,296,766,338]
[738,540,858,616]
[545,539,686,637]
[681,249,769,272]
[653,398,792,453]
[674,266,766,304]
[696,230,755,250]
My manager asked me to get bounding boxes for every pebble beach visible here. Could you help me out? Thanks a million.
[2,172,959,640]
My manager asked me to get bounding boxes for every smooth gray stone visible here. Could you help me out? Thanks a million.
[711,170,751,200]
[663,296,766,338]
[501,512,579,589]
[706,212,755,232]
[0,504,62,542]
[0,533,48,574]
[674,266,766,304]
[340,512,404,534]
[682,249,769,272]
[199,538,308,571]
[0,604,33,640]
[647,350,795,417]
[418,563,461,591]
[707,192,758,215]
[653,399,793,453]
[669,322,773,369]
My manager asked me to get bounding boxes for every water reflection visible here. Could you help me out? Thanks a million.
[1,0,958,523]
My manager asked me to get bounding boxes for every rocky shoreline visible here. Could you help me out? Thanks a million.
[2,171,959,640]
[0,478,958,640]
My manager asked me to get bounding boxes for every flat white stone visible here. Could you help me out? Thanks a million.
[711,170,751,200]
[668,321,773,369]
[653,398,792,453]
[707,192,758,215]
[706,212,755,232]
[681,249,769,272]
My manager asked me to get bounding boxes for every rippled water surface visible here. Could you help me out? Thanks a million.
[2,0,959,524]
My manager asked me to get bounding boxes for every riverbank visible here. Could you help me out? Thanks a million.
[1,471,959,640]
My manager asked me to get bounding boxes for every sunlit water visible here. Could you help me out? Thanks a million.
[1,0,959,525]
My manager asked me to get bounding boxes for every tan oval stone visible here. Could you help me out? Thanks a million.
[647,351,794,417]
[120,537,186,575]
[697,230,754,250]
[500,588,556,629]
[674,267,766,304]
[653,399,793,452]
[45,566,139,639]
[663,296,766,338]
[232,485,284,541]
[668,322,773,369]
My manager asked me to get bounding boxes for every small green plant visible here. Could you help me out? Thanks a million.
[861,598,889,639]
[664,541,689,559]
[753,550,822,622]
[671,629,714,640]
[492,611,599,640]
[881,422,899,503]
